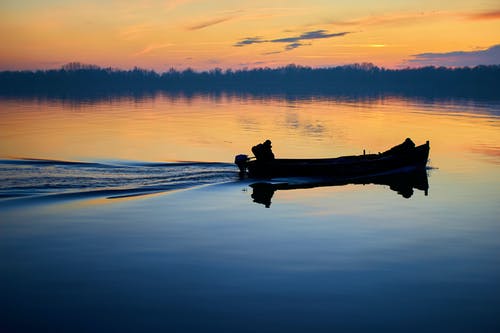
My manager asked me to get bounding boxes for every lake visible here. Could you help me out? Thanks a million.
[1,93,499,332]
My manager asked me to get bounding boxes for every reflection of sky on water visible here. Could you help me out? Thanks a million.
[2,178,499,332]
[0,93,498,209]
[1,94,499,166]
[1,94,499,332]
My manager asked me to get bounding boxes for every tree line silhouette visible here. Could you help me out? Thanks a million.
[1,62,499,99]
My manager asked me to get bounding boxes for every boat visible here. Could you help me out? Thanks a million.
[249,167,429,207]
[235,138,430,178]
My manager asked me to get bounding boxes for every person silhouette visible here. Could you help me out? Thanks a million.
[252,139,275,162]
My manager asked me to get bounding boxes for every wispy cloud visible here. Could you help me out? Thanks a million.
[120,24,156,40]
[329,9,500,27]
[271,30,350,43]
[134,43,174,56]
[186,15,236,30]
[466,10,500,21]
[262,50,283,55]
[234,29,351,52]
[329,12,438,27]
[234,37,266,47]
[407,44,500,67]
[184,9,246,30]
[285,42,307,51]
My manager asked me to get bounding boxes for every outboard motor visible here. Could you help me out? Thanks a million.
[234,154,249,175]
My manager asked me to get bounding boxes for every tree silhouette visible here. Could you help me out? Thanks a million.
[1,62,499,99]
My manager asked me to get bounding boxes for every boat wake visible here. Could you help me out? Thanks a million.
[0,158,237,205]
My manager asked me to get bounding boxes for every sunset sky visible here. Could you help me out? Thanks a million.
[1,0,499,72]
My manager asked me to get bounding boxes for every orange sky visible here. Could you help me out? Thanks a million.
[0,0,499,71]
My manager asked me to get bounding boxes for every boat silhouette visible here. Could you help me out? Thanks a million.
[236,138,430,179]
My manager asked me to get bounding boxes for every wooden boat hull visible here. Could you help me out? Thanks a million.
[245,140,430,178]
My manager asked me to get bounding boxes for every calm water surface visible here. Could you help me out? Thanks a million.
[1,94,499,332]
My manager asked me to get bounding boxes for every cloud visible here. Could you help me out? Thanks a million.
[262,51,283,55]
[184,9,244,30]
[407,44,500,67]
[466,10,500,21]
[285,42,305,51]
[271,30,350,43]
[186,16,235,30]
[234,37,266,47]
[134,43,174,56]
[120,24,156,40]
[329,9,500,28]
[329,12,438,27]
[234,29,350,52]
[239,61,268,66]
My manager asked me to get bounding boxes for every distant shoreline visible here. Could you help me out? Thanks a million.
[1,63,499,99]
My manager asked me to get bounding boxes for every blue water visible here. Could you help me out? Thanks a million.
[1,95,499,333]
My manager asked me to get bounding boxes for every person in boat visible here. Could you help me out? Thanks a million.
[252,139,275,162]
[382,138,415,156]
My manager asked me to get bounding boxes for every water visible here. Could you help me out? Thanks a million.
[1,93,499,332]
[0,158,235,202]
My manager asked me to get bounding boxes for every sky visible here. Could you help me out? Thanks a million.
[0,0,499,71]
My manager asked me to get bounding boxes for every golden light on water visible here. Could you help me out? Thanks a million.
[1,96,498,175]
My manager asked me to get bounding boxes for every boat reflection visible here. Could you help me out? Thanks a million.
[250,168,429,208]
